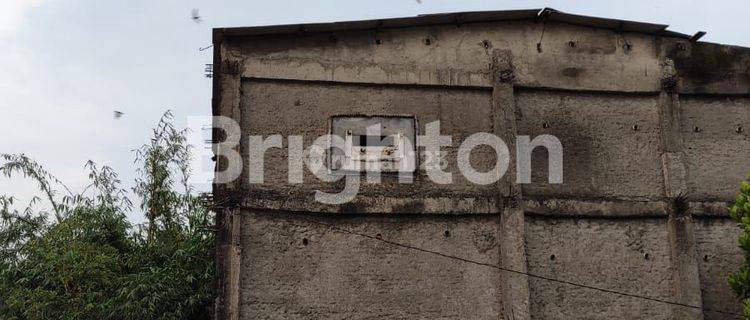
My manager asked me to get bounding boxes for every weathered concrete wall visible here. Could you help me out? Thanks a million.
[233,20,665,92]
[516,89,663,199]
[213,14,750,320]
[240,210,501,319]
[239,79,495,192]
[526,216,675,319]
[681,96,750,201]
[694,218,744,319]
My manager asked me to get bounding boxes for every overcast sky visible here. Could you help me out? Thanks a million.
[1,0,747,223]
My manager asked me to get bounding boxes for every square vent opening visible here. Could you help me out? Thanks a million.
[330,116,417,174]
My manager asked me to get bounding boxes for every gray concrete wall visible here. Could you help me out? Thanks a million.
[240,211,501,319]
[239,79,495,192]
[516,89,664,199]
[694,218,744,319]
[682,97,750,201]
[213,16,750,320]
[526,216,674,320]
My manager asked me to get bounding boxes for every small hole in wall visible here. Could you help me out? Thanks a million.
[542,122,550,129]
[424,38,432,45]
[623,42,633,52]
[703,255,709,262]
[550,254,556,261]
[693,126,701,133]
[302,238,309,246]
[375,233,383,240]
[444,230,451,238]
[482,40,491,49]
[737,126,744,134]
[644,253,650,260]
[375,39,382,45]
[568,41,576,48]
[632,124,639,131]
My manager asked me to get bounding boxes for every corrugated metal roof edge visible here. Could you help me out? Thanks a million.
[213,8,694,42]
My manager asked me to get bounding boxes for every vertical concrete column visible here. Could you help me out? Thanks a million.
[659,60,688,197]
[213,34,244,320]
[215,208,242,320]
[492,49,531,320]
[658,59,704,320]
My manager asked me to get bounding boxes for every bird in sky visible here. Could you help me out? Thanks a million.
[113,111,124,119]
[191,8,202,23]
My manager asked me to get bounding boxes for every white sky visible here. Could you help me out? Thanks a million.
[0,0,747,223]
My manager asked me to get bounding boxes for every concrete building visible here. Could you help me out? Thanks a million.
[211,8,750,319]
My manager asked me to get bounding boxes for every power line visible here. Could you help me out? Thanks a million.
[281,215,744,319]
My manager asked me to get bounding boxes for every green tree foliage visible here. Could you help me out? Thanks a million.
[0,112,214,320]
[730,175,750,318]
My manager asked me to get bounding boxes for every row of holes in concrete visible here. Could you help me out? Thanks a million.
[364,37,635,52]
[298,238,714,263]
[548,253,714,262]
[539,122,744,133]
[300,230,454,246]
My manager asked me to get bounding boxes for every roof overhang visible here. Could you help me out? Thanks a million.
[214,8,694,42]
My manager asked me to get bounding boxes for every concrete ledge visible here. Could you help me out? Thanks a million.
[524,197,668,218]
[688,201,731,217]
[234,187,737,218]
[240,189,501,214]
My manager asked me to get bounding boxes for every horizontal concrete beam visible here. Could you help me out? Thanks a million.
[236,187,734,217]
[240,188,501,214]
[524,198,668,218]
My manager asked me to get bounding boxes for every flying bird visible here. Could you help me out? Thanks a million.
[191,8,202,23]
[113,111,124,119]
